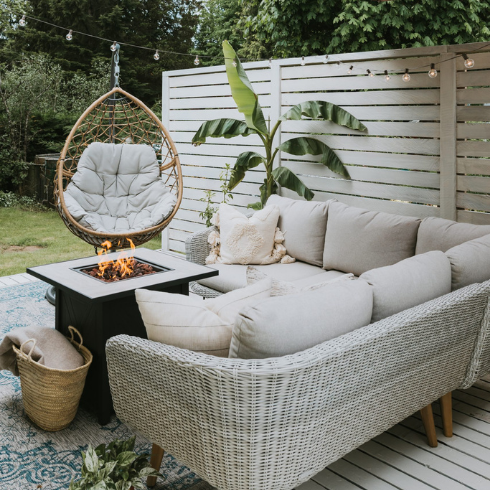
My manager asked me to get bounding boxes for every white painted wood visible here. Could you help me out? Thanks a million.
[457,122,490,140]
[171,131,263,147]
[457,158,490,176]
[455,51,490,70]
[457,87,490,104]
[457,106,490,122]
[457,209,490,225]
[457,140,490,158]
[170,94,271,110]
[169,66,271,87]
[457,175,490,194]
[161,73,171,251]
[0,276,23,287]
[170,81,271,98]
[457,192,490,213]
[170,108,271,120]
[457,70,490,87]
[439,53,457,221]
[168,239,186,253]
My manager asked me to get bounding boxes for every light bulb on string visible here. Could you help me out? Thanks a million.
[153,50,160,61]
[19,15,26,26]
[463,54,475,69]
[347,65,353,74]
[66,30,73,41]
[428,63,438,78]
[301,56,306,66]
[402,68,411,82]
[384,70,390,81]
[367,69,374,77]
[194,55,200,66]
[323,55,329,64]
[110,41,117,52]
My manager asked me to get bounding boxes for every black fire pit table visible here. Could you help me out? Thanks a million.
[27,248,218,425]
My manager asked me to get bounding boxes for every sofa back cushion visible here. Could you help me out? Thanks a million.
[323,201,421,276]
[229,279,373,359]
[415,217,490,254]
[445,234,490,290]
[266,195,329,267]
[359,251,451,322]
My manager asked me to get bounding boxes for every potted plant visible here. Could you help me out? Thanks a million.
[69,436,162,490]
[192,41,367,209]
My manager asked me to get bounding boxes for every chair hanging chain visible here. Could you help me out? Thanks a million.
[111,43,121,89]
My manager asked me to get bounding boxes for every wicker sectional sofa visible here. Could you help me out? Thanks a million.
[106,196,490,490]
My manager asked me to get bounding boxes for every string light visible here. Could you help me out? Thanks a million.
[19,15,26,26]
[367,69,374,77]
[301,56,306,66]
[402,68,411,82]
[153,50,159,61]
[347,65,353,74]
[194,55,200,66]
[66,29,73,41]
[323,55,329,64]
[428,63,438,78]
[110,41,117,52]
[462,53,475,68]
[384,70,390,81]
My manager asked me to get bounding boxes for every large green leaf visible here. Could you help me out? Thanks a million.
[223,41,268,134]
[192,118,256,146]
[280,100,367,132]
[272,167,314,201]
[228,151,265,190]
[279,137,351,179]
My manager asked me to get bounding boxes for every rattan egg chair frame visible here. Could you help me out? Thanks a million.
[54,86,183,251]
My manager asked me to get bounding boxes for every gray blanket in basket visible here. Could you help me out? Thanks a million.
[0,327,84,376]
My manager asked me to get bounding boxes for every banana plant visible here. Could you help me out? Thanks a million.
[192,41,368,210]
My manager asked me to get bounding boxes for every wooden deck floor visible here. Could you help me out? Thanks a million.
[2,273,490,489]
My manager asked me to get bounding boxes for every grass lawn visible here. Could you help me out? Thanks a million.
[0,207,163,277]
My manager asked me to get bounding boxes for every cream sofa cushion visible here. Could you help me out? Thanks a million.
[415,217,490,254]
[136,278,272,357]
[64,142,177,233]
[323,201,421,276]
[218,203,281,265]
[359,251,451,322]
[229,280,373,359]
[266,195,329,267]
[445,234,490,290]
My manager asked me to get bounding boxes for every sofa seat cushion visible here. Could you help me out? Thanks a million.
[445,234,490,290]
[197,261,330,293]
[136,278,272,357]
[266,195,330,267]
[229,279,373,359]
[323,201,421,276]
[359,251,451,323]
[415,217,490,254]
[63,142,177,233]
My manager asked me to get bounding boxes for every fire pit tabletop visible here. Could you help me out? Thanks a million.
[27,248,218,303]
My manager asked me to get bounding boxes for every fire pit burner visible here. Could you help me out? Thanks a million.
[72,259,171,283]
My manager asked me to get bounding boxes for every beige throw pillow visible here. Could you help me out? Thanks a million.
[136,278,272,357]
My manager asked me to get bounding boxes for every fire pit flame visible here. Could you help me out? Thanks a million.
[97,238,136,279]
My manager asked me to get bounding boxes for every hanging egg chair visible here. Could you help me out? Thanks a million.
[54,55,182,251]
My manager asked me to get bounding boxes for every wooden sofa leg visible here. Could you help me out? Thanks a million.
[147,443,164,487]
[439,392,453,437]
[420,404,438,447]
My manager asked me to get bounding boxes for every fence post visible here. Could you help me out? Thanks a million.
[270,61,282,195]
[439,52,457,221]
[161,72,170,250]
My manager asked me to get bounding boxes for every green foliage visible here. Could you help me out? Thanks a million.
[199,164,234,227]
[0,190,40,209]
[69,436,162,490]
[193,43,366,209]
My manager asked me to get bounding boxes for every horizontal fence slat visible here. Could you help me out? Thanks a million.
[282,73,440,92]
[457,209,490,225]
[457,175,490,193]
[457,140,490,157]
[184,176,260,196]
[282,188,439,218]
[457,192,490,212]
[457,157,490,176]
[455,52,490,71]
[171,131,264,147]
[457,87,490,104]
[168,228,193,242]
[457,106,490,122]
[168,238,186,254]
[182,164,265,184]
[283,161,440,188]
[177,142,264,158]
[183,187,258,207]
[170,95,271,110]
[170,81,271,99]
[457,70,490,87]
[170,218,205,233]
[169,68,271,88]
[282,120,440,138]
[298,174,439,205]
[282,89,440,106]
[282,133,440,155]
[169,108,271,120]
[457,122,490,140]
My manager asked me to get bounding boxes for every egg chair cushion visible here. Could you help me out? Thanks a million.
[63,142,177,234]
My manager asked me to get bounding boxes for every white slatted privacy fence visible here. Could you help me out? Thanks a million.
[162,42,490,253]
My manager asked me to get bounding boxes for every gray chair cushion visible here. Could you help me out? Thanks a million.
[323,201,421,276]
[415,216,490,254]
[229,279,373,359]
[445,233,490,290]
[359,251,451,322]
[266,195,330,267]
[63,142,177,234]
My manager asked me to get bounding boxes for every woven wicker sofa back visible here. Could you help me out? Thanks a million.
[107,279,490,490]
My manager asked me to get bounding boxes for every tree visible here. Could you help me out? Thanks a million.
[1,0,200,104]
[238,0,490,59]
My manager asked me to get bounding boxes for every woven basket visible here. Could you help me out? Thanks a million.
[13,326,93,431]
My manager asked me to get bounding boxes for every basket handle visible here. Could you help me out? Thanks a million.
[68,326,84,348]
[19,339,37,361]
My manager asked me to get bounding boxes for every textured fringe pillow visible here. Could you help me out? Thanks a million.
[206,203,295,265]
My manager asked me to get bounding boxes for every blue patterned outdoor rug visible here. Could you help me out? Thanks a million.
[0,281,212,490]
